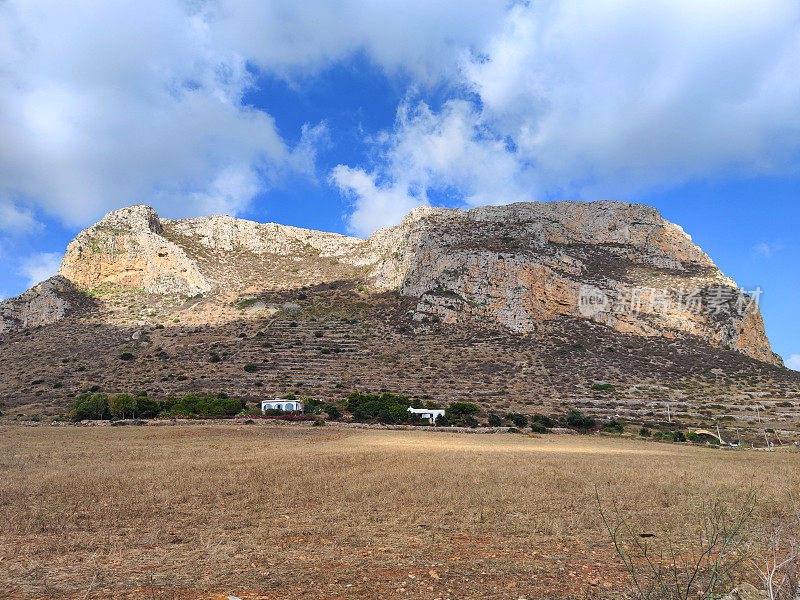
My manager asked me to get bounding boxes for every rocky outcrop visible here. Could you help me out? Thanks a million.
[0,276,75,332]
[366,202,780,366]
[3,201,783,366]
[58,205,210,296]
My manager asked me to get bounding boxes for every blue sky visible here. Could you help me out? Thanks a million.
[0,1,798,367]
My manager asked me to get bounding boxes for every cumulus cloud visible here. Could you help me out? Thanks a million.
[334,0,800,232]
[0,197,39,234]
[332,99,534,235]
[0,0,319,227]
[207,0,508,82]
[19,252,62,287]
[787,354,800,372]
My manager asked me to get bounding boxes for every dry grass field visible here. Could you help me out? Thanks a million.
[2,423,799,599]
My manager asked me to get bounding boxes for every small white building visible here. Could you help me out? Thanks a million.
[262,398,304,412]
[407,406,445,423]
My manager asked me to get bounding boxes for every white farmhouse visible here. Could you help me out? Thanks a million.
[262,398,304,412]
[407,406,445,423]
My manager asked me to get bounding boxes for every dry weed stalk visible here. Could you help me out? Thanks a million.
[596,486,757,599]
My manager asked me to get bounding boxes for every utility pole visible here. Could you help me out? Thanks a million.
[756,403,762,423]
[667,403,671,423]
[716,423,723,445]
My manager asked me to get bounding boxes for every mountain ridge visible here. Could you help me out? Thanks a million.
[1,200,780,365]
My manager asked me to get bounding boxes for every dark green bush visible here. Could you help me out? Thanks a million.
[347,391,416,424]
[325,405,342,420]
[566,410,596,432]
[530,422,549,434]
[209,352,221,363]
[243,363,257,373]
[119,352,135,361]
[463,415,478,428]
[507,413,528,428]
[531,414,556,428]
[488,414,503,427]
[639,427,652,437]
[591,383,615,391]
[603,419,624,433]
[164,393,244,417]
[445,402,480,422]
[434,414,450,427]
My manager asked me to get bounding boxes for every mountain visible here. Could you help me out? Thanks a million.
[1,201,797,425]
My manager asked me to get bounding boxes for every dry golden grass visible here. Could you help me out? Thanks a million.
[1,423,799,599]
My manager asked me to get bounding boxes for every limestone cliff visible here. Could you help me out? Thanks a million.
[0,201,782,366]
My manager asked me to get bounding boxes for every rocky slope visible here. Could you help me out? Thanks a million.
[0,200,781,366]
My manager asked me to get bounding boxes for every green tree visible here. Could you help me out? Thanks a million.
[109,393,136,419]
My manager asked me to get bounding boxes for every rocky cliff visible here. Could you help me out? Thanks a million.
[0,201,782,366]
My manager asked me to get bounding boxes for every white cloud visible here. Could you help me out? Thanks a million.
[334,0,800,232]
[786,354,800,372]
[464,1,800,196]
[207,1,508,83]
[0,1,320,227]
[0,197,39,234]
[19,252,62,287]
[753,241,784,259]
[332,99,534,235]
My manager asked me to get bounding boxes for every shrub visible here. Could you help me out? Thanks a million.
[314,331,323,338]
[446,402,480,422]
[531,413,556,428]
[530,422,549,434]
[347,391,417,424]
[119,352,135,361]
[507,413,528,428]
[243,363,257,373]
[463,415,479,428]
[566,410,596,432]
[209,352,221,363]
[603,419,624,434]
[164,393,244,417]
[672,431,687,443]
[325,405,342,420]
[591,383,615,391]
[434,414,450,427]
[639,427,652,437]
[488,414,503,427]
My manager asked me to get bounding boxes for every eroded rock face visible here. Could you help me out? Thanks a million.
[6,201,783,366]
[0,276,74,332]
[366,202,781,366]
[58,205,210,296]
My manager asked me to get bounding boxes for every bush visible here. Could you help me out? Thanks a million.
[446,402,480,422]
[603,419,624,434]
[463,415,479,428]
[672,431,687,443]
[507,413,528,428]
[209,352,221,363]
[347,391,416,424]
[487,414,503,427]
[434,414,450,427]
[639,427,652,437]
[325,405,342,420]
[530,422,549,434]
[531,414,556,428]
[243,363,257,373]
[566,410,596,432]
[591,383,615,391]
[164,393,245,417]
[119,352,135,361]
